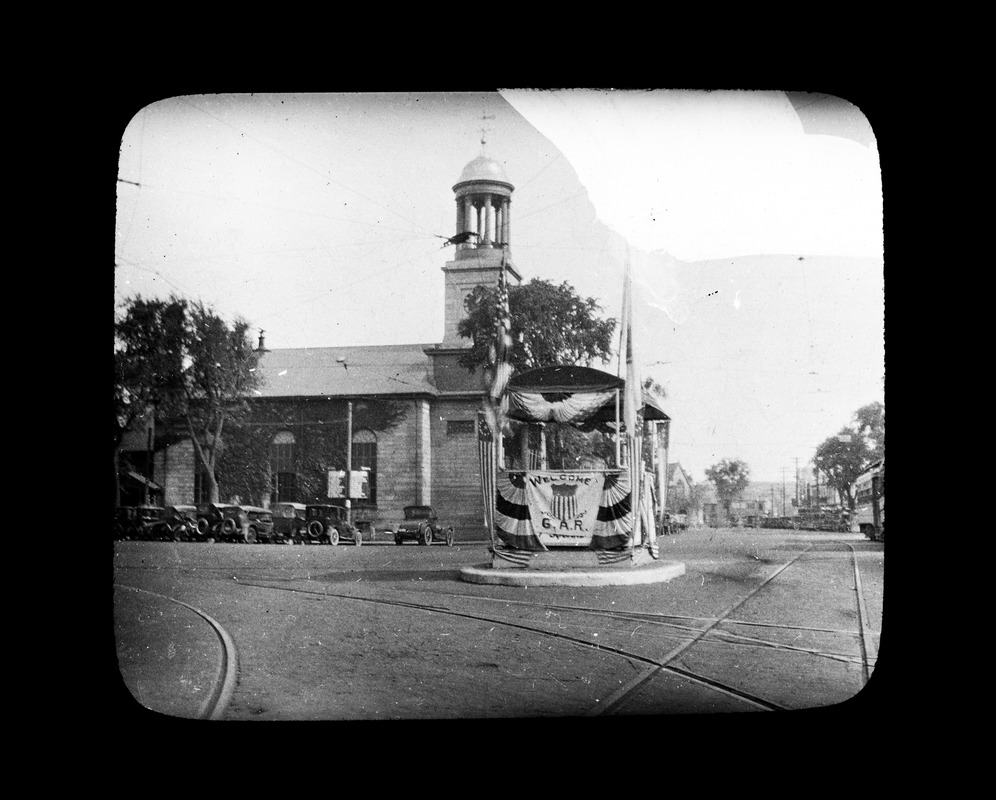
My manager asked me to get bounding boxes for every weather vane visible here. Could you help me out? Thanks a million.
[480,110,495,149]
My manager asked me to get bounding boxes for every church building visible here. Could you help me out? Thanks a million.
[143,151,523,537]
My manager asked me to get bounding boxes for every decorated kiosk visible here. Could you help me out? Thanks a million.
[460,364,686,586]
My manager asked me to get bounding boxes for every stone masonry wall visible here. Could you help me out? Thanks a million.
[430,397,487,537]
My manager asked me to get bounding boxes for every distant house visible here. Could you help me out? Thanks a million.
[666,463,693,504]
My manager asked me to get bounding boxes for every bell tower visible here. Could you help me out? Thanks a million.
[440,146,522,347]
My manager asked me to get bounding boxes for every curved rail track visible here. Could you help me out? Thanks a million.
[114,584,240,720]
[213,538,878,716]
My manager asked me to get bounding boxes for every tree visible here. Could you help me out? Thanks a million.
[113,297,187,505]
[178,301,262,503]
[114,296,262,505]
[457,277,618,469]
[813,401,885,510]
[854,401,885,459]
[705,458,751,525]
[668,481,708,518]
[457,278,616,373]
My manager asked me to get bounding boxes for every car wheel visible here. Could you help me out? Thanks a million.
[446,528,454,547]
[172,525,184,542]
[245,526,258,544]
[354,531,362,546]
[421,525,432,546]
[223,518,238,538]
[307,520,324,541]
[327,527,340,546]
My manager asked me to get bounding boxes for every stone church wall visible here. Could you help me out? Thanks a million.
[430,397,487,537]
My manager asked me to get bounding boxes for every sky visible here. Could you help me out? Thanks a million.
[114,89,884,485]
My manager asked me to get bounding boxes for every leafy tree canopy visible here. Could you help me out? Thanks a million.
[813,401,885,508]
[114,295,261,503]
[114,297,187,444]
[457,278,616,372]
[705,458,751,507]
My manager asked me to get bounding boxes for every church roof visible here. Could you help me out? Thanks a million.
[454,155,514,189]
[252,344,440,399]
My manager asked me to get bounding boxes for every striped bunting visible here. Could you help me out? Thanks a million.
[596,548,634,565]
[490,547,536,567]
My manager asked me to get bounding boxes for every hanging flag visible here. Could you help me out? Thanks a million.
[620,250,643,548]
[477,411,497,549]
[483,254,513,438]
[480,256,513,551]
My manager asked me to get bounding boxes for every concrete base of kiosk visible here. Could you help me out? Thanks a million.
[460,547,686,587]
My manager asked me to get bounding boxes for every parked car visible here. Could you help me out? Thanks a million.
[304,504,362,546]
[114,506,137,540]
[272,502,307,544]
[394,505,454,546]
[196,503,251,542]
[117,505,167,540]
[149,505,198,541]
[241,505,275,543]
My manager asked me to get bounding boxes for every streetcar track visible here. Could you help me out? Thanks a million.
[230,576,785,712]
[587,544,815,715]
[114,584,239,720]
[115,537,877,718]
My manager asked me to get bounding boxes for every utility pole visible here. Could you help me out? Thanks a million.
[794,458,799,506]
[346,400,353,524]
[781,467,787,516]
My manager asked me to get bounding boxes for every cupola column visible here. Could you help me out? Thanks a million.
[484,196,494,245]
[501,199,511,248]
[465,198,476,236]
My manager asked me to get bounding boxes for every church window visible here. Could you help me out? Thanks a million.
[271,431,298,502]
[352,429,378,504]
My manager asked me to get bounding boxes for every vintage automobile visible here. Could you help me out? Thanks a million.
[115,505,167,540]
[114,506,137,540]
[304,504,362,546]
[241,505,275,543]
[272,502,307,544]
[149,505,198,541]
[196,503,251,542]
[394,505,454,546]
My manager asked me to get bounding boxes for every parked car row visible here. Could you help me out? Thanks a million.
[113,502,372,546]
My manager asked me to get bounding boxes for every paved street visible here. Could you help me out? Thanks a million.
[112,527,886,723]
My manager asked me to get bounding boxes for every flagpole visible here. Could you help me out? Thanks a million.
[622,246,642,552]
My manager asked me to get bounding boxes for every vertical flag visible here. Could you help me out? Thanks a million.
[620,250,644,550]
[481,254,513,549]
[483,253,513,440]
[478,410,497,549]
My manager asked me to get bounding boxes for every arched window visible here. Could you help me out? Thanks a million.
[352,429,377,504]
[271,431,298,502]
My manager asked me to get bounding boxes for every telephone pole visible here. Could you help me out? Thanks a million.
[794,458,800,506]
[781,467,787,516]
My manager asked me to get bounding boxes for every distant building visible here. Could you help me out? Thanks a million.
[665,463,693,504]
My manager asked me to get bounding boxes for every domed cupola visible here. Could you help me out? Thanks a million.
[439,148,522,348]
[452,154,515,259]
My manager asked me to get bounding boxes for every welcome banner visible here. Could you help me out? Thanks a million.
[495,470,633,550]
